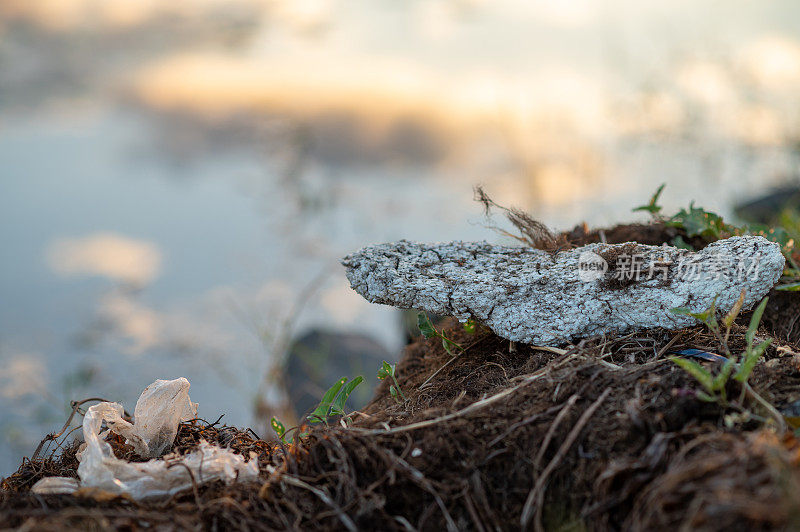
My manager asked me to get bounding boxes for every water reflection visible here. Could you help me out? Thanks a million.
[46,233,161,287]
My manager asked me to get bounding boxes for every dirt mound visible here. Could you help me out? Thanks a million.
[2,223,800,531]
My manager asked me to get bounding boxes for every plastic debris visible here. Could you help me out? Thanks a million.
[780,399,800,429]
[87,377,198,458]
[31,378,259,499]
[75,439,258,499]
[29,477,79,495]
[671,349,728,363]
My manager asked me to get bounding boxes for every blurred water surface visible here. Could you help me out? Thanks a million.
[2,0,800,474]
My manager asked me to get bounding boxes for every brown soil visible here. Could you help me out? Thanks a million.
[2,223,800,531]
[565,221,709,250]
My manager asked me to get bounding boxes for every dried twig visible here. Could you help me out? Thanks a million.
[532,394,579,473]
[31,397,119,461]
[419,336,489,389]
[385,451,459,532]
[474,186,559,250]
[273,471,357,532]
[487,403,566,447]
[351,355,573,436]
[521,387,612,531]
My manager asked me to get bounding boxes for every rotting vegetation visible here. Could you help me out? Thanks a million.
[3,193,800,531]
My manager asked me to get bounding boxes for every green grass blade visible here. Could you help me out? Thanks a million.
[711,359,734,392]
[271,417,285,438]
[670,306,710,322]
[746,297,769,347]
[696,390,717,402]
[309,377,348,422]
[734,339,772,383]
[670,356,714,392]
[722,289,746,329]
[633,183,665,214]
[417,312,437,338]
[378,361,394,380]
[333,376,363,413]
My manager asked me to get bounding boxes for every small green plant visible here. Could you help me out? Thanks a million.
[776,280,800,291]
[669,294,772,409]
[632,182,665,217]
[307,376,364,424]
[463,318,477,334]
[667,202,733,240]
[635,185,800,286]
[417,312,464,357]
[670,235,693,250]
[734,299,773,386]
[377,361,407,404]
[270,375,363,444]
[270,416,290,444]
[634,185,795,247]
[670,296,732,403]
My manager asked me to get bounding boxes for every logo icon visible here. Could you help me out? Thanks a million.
[578,251,608,282]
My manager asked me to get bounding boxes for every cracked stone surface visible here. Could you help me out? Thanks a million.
[342,236,785,345]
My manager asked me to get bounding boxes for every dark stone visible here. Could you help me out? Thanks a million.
[734,184,800,224]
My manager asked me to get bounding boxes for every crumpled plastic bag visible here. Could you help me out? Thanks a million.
[75,439,259,499]
[85,377,198,458]
[31,378,259,499]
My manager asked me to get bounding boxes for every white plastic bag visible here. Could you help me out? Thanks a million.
[85,377,197,458]
[31,378,258,499]
[76,438,259,499]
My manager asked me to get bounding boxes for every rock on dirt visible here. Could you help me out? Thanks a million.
[342,236,784,345]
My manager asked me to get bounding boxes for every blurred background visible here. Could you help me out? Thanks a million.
[2,0,800,475]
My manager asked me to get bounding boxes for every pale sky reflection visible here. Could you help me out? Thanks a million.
[0,355,48,400]
[46,233,162,287]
